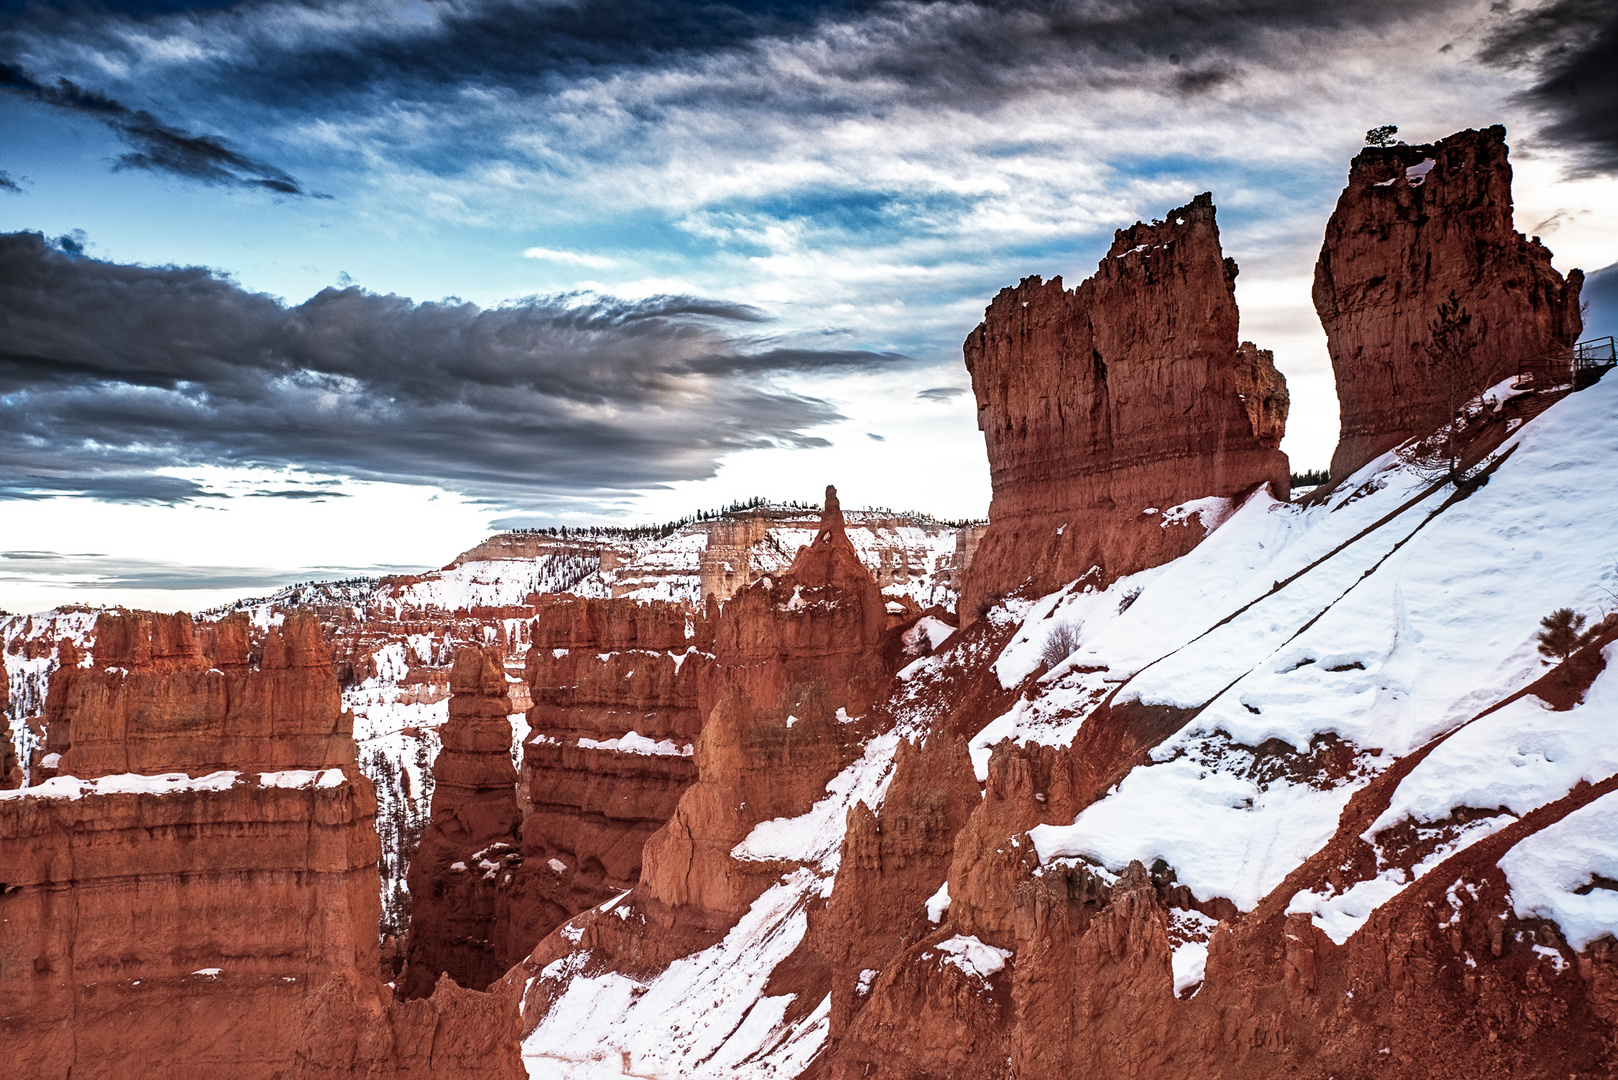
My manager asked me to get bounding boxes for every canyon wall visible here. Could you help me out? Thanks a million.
[519,597,711,918]
[961,192,1289,619]
[0,610,381,1080]
[1314,124,1584,479]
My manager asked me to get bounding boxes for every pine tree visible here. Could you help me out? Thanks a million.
[1536,608,1597,662]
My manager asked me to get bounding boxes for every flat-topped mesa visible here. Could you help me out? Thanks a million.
[961,193,1289,620]
[1314,124,1584,480]
[400,645,524,999]
[0,608,379,1080]
[43,610,353,778]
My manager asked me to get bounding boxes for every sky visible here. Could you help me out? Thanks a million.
[2,0,1616,614]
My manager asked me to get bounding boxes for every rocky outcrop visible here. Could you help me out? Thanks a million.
[1,664,18,788]
[961,192,1289,619]
[635,488,893,928]
[518,597,713,925]
[42,610,354,778]
[1314,125,1585,479]
[0,609,380,1080]
[398,646,523,998]
[294,971,525,1080]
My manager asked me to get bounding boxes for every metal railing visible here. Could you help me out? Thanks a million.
[1574,335,1616,389]
[1517,335,1616,391]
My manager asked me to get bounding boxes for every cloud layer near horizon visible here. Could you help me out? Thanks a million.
[0,232,907,505]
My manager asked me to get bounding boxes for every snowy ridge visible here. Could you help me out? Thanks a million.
[520,375,1618,1069]
[1004,373,1618,944]
[0,767,349,800]
[522,724,916,1076]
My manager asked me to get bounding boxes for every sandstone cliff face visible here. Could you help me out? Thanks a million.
[1,664,18,788]
[0,610,381,1080]
[519,597,712,920]
[43,610,354,778]
[1314,125,1584,479]
[637,487,892,930]
[961,192,1289,619]
[398,646,525,998]
[513,486,909,1061]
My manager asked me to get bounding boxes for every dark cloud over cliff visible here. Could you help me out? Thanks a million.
[1481,0,1618,174]
[0,232,903,505]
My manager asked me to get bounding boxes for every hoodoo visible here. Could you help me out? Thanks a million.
[1314,125,1584,479]
[961,192,1289,620]
[399,645,524,997]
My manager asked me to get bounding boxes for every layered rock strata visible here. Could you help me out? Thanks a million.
[0,610,381,1080]
[41,610,355,777]
[515,486,901,1009]
[520,596,712,918]
[1314,125,1584,479]
[398,646,524,998]
[961,192,1289,619]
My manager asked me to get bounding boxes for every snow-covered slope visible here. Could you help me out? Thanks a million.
[518,373,1618,1076]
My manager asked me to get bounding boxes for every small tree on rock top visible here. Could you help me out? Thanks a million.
[1365,125,1399,147]
[1536,608,1599,663]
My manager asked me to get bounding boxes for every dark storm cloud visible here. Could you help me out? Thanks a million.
[0,231,901,504]
[1,1,1467,125]
[0,473,221,503]
[1481,0,1618,173]
[0,550,412,592]
[0,169,19,192]
[0,60,321,195]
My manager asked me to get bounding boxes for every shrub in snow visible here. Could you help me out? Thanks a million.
[1040,621,1080,669]
[1536,608,1600,663]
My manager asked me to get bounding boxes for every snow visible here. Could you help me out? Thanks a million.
[925,881,951,923]
[1369,645,1618,836]
[1499,789,1618,952]
[1168,908,1219,997]
[577,730,693,758]
[523,870,830,1079]
[191,968,222,977]
[259,768,347,789]
[1159,495,1233,532]
[1405,157,1436,184]
[932,935,1010,980]
[1287,815,1510,944]
[732,733,902,872]
[1030,746,1356,910]
[1006,375,1618,918]
[0,770,241,800]
[548,858,568,873]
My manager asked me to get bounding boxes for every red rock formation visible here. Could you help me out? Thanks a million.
[0,609,381,1080]
[43,611,354,778]
[961,193,1289,619]
[1314,125,1585,479]
[637,486,892,930]
[399,646,524,998]
[294,971,525,1079]
[519,597,711,919]
[1,664,18,788]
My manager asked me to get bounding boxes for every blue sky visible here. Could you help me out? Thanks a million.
[2,0,1616,612]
